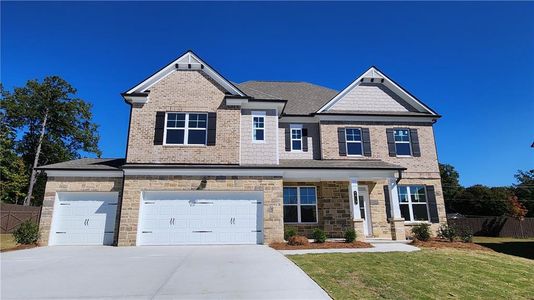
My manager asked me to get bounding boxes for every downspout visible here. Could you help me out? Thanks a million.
[396,169,403,184]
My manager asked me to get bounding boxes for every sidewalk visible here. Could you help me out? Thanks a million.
[278,242,420,255]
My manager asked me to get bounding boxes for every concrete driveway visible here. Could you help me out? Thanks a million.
[1,245,330,300]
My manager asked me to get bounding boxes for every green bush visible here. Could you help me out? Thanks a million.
[312,228,327,243]
[437,224,457,242]
[411,223,431,241]
[284,227,297,240]
[458,228,473,243]
[13,220,40,245]
[344,229,357,243]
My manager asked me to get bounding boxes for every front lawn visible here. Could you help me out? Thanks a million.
[473,236,534,260]
[290,249,534,299]
[0,234,17,251]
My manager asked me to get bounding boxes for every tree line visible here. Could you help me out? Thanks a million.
[440,164,532,218]
[1,76,101,206]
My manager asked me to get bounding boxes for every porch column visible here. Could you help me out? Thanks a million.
[388,177,406,240]
[349,178,365,241]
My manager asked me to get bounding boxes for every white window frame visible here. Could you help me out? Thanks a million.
[290,124,303,152]
[399,185,430,222]
[345,128,363,156]
[283,186,318,224]
[394,128,412,157]
[163,112,208,146]
[252,111,266,143]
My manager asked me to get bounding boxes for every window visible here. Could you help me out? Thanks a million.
[398,185,429,222]
[290,125,303,151]
[346,128,363,156]
[252,113,265,142]
[394,129,412,156]
[283,186,317,223]
[165,112,207,145]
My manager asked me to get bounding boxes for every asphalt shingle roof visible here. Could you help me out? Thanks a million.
[237,81,338,115]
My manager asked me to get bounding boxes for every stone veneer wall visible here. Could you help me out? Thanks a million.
[126,70,240,164]
[118,176,284,246]
[38,176,124,246]
[283,181,352,238]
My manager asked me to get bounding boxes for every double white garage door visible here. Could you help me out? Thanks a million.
[49,191,263,246]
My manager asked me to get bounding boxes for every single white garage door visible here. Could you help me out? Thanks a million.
[49,192,119,246]
[137,191,263,245]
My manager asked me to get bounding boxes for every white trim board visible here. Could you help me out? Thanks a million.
[125,51,244,97]
[317,67,437,115]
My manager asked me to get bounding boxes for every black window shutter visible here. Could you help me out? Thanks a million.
[338,128,346,156]
[410,129,421,157]
[207,112,217,146]
[426,185,439,223]
[361,128,371,157]
[383,185,392,222]
[386,128,396,157]
[154,112,165,145]
[285,127,291,151]
[302,128,309,152]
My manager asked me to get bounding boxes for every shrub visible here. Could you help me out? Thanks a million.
[287,235,309,246]
[344,229,357,243]
[411,223,431,241]
[437,224,457,242]
[458,228,473,243]
[311,228,327,243]
[13,220,40,245]
[284,227,297,240]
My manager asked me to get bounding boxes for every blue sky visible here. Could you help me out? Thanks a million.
[2,2,533,187]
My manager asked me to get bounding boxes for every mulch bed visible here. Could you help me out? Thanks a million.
[0,244,38,253]
[270,241,373,250]
[412,238,492,251]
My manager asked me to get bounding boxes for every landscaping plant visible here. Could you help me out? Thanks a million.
[344,228,357,243]
[312,228,327,243]
[12,220,40,244]
[287,235,309,246]
[437,224,457,242]
[411,223,431,241]
[284,227,297,240]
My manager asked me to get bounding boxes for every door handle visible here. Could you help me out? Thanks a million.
[172,218,175,225]
[170,218,172,225]
[84,219,88,226]
[87,219,89,226]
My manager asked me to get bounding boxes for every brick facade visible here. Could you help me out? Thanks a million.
[118,176,284,246]
[38,176,124,246]
[126,70,240,164]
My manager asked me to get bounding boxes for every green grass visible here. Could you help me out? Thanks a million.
[473,236,534,260]
[0,233,17,251]
[290,249,534,299]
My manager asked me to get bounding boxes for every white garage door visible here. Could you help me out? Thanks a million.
[137,191,263,245]
[49,192,119,246]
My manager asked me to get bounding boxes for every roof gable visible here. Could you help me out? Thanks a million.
[317,67,438,115]
[124,50,245,97]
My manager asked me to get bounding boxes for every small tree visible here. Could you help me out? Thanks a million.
[507,195,528,238]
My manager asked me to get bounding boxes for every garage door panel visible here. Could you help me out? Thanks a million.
[49,192,119,246]
[138,192,263,245]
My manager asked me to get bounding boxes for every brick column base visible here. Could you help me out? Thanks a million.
[353,219,365,241]
[390,218,406,240]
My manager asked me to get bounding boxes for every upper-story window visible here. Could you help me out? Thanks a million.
[398,185,429,222]
[345,128,363,156]
[252,112,265,142]
[290,125,303,151]
[394,129,412,156]
[165,112,207,145]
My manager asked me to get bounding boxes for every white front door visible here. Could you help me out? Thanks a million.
[137,191,263,245]
[357,187,373,237]
[49,192,119,246]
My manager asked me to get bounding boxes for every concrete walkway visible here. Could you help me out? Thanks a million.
[1,245,330,300]
[279,242,420,255]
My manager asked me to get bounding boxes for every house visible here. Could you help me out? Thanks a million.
[37,50,446,246]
